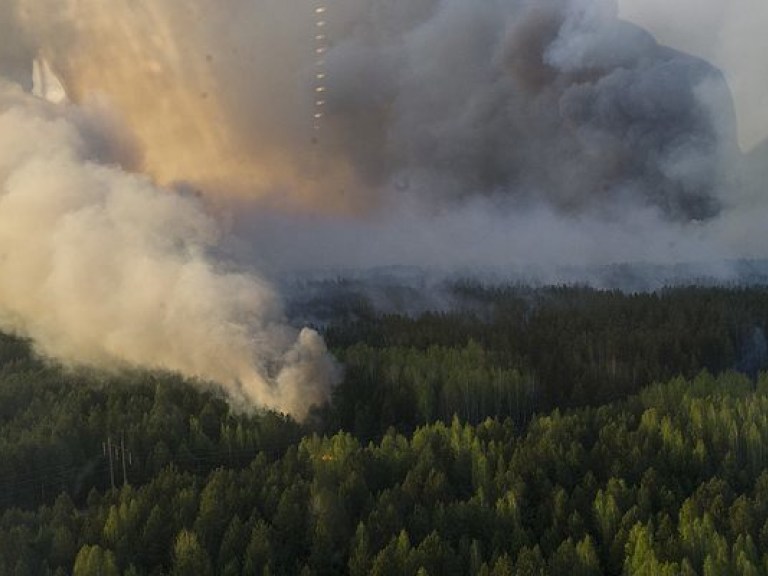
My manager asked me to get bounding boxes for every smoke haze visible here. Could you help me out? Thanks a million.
[0,0,766,414]
[618,0,768,152]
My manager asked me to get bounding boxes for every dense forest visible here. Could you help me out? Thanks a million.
[2,284,768,575]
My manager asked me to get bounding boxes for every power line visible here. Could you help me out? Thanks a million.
[106,435,115,489]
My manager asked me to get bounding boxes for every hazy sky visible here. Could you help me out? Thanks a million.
[619,0,768,151]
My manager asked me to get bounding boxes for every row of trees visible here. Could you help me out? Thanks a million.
[324,285,768,433]
[328,342,536,437]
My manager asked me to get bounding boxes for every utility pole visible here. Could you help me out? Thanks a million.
[121,433,128,486]
[107,435,115,489]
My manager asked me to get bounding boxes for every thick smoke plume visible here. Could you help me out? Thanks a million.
[0,0,765,414]
[5,0,743,219]
[0,80,336,420]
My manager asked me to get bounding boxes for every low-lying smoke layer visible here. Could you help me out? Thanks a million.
[5,0,739,220]
[0,80,336,420]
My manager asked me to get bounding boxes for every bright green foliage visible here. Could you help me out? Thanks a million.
[172,529,213,576]
[72,544,120,576]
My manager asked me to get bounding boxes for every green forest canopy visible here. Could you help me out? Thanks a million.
[2,284,768,575]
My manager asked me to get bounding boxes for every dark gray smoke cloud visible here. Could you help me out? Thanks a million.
[6,0,739,221]
[220,0,756,273]
[618,0,768,152]
[311,0,736,221]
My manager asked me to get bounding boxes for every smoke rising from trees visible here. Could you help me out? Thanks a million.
[0,0,765,413]
[0,80,336,420]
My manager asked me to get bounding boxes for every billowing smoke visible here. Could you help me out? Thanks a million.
[6,0,741,219]
[317,0,736,221]
[0,0,765,413]
[0,79,336,421]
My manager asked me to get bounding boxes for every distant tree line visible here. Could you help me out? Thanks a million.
[324,285,768,434]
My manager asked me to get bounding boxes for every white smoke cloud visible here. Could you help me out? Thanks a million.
[0,79,336,420]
